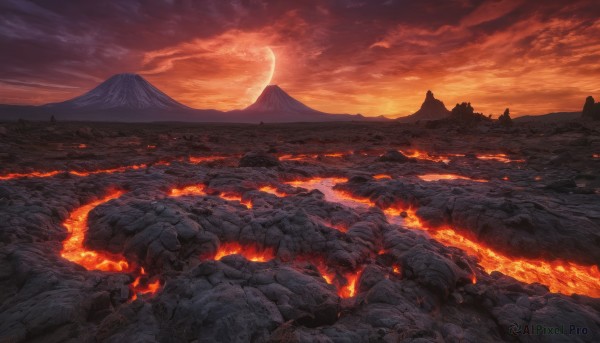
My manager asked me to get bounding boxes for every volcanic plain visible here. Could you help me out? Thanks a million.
[0,120,599,342]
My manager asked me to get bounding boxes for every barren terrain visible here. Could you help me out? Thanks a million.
[0,120,599,342]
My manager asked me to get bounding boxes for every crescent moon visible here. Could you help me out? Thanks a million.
[265,47,276,86]
[249,47,276,104]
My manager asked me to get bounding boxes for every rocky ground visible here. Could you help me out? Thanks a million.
[0,119,599,342]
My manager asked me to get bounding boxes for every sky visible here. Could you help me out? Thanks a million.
[0,0,599,117]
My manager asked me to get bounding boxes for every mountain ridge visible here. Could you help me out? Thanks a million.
[396,90,450,122]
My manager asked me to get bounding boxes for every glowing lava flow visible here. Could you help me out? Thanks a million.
[219,193,253,209]
[0,170,62,180]
[131,267,161,301]
[398,210,600,298]
[69,163,148,177]
[259,185,287,197]
[189,156,226,164]
[310,260,362,298]
[61,190,130,272]
[0,155,227,181]
[418,174,487,182]
[373,174,392,180]
[400,150,463,164]
[169,185,206,197]
[279,154,319,161]
[476,153,525,163]
[289,177,600,298]
[212,242,274,262]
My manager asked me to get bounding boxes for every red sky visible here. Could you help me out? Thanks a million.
[1,0,599,117]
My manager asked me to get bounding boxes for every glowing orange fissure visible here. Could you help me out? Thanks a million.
[400,150,464,164]
[476,153,525,163]
[292,177,600,298]
[418,173,487,182]
[60,190,161,300]
[209,242,275,262]
[0,155,227,181]
[169,184,253,208]
[318,265,363,298]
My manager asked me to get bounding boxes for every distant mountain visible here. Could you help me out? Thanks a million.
[232,85,380,122]
[0,76,385,123]
[244,85,319,114]
[396,90,450,122]
[514,112,580,123]
[45,73,189,111]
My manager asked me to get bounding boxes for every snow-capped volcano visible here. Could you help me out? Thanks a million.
[244,85,321,114]
[46,73,188,111]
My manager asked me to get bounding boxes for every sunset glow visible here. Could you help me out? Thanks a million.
[3,2,599,116]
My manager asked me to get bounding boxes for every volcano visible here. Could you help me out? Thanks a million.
[234,84,373,122]
[0,73,224,122]
[45,73,189,111]
[245,85,321,114]
[397,90,450,122]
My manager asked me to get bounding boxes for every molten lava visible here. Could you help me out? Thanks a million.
[69,163,148,177]
[323,152,346,158]
[212,242,275,262]
[373,174,392,180]
[311,259,362,298]
[188,156,226,164]
[399,209,600,298]
[292,177,600,298]
[0,170,62,180]
[476,153,525,163]
[61,190,130,272]
[417,174,487,182]
[278,154,319,161]
[400,150,463,164]
[131,267,161,301]
[61,190,162,300]
[169,185,206,197]
[219,192,253,208]
[259,185,287,197]
[339,269,363,298]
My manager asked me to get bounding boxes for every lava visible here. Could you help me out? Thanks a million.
[400,150,463,164]
[69,163,147,177]
[417,174,487,182]
[292,177,600,298]
[339,269,363,298]
[61,190,130,272]
[188,155,226,164]
[259,185,287,197]
[61,190,162,301]
[219,192,253,208]
[131,267,161,301]
[311,259,362,298]
[476,153,525,163]
[0,170,62,180]
[169,185,206,197]
[400,211,600,297]
[211,242,275,262]
[278,153,319,161]
[323,152,346,158]
[373,174,392,180]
